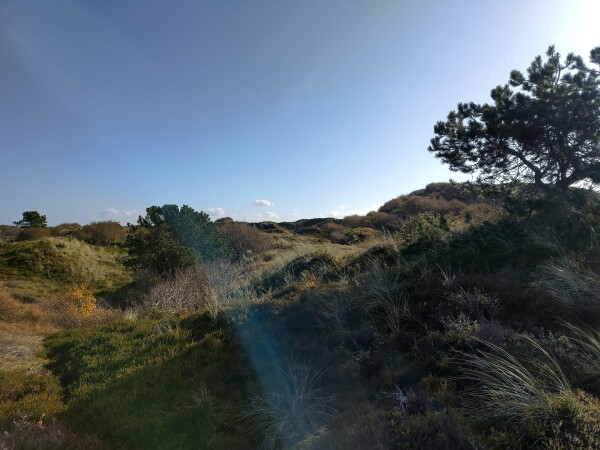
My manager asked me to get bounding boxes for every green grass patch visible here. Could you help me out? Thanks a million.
[44,315,259,450]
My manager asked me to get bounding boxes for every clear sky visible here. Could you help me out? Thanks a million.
[1,1,598,225]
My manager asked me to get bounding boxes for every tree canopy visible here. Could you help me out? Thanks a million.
[13,211,47,228]
[429,46,600,192]
[125,204,232,277]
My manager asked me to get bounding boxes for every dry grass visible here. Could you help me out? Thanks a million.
[563,322,600,378]
[240,359,332,448]
[534,256,600,311]
[0,287,118,332]
[457,337,573,421]
[355,257,412,334]
[0,237,132,300]
[0,323,47,373]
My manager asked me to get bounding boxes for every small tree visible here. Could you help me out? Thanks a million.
[429,46,600,192]
[125,205,232,277]
[13,211,47,228]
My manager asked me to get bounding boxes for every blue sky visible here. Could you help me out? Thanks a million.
[1,1,598,225]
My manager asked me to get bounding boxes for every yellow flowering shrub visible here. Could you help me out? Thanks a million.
[68,285,97,317]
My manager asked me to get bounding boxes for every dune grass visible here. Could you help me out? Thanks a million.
[0,237,132,300]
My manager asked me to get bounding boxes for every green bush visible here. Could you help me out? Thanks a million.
[126,205,232,277]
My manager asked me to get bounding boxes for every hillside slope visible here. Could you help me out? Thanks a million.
[0,237,132,301]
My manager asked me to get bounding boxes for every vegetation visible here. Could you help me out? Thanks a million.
[2,45,600,449]
[0,236,132,301]
[13,211,47,228]
[75,221,126,246]
[218,221,274,258]
[126,205,232,277]
[430,46,600,191]
[2,184,600,448]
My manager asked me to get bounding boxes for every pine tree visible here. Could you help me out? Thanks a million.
[429,46,600,192]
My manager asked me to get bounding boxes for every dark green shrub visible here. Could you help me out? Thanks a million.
[126,205,232,277]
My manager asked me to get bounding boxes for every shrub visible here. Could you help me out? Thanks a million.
[204,259,253,320]
[321,223,350,244]
[140,260,252,320]
[0,371,64,429]
[219,222,274,257]
[0,290,41,324]
[141,265,211,313]
[51,223,82,237]
[392,410,475,450]
[0,226,20,243]
[36,296,117,329]
[126,205,232,277]
[341,214,368,228]
[67,285,97,317]
[315,291,353,332]
[341,212,402,232]
[346,227,383,243]
[379,195,467,217]
[462,202,502,225]
[364,211,402,231]
[16,227,52,241]
[75,221,125,246]
[447,288,500,319]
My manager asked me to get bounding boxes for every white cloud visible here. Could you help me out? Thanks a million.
[369,202,383,212]
[329,202,382,219]
[329,205,355,219]
[253,199,274,207]
[255,211,279,221]
[206,207,226,219]
[102,207,139,217]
